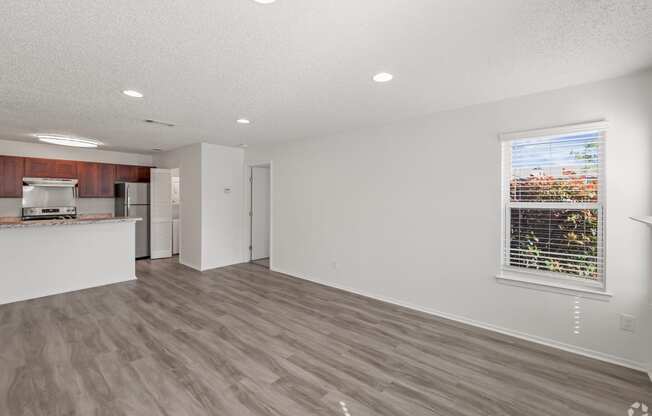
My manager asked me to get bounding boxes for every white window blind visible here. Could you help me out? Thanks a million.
[501,122,606,286]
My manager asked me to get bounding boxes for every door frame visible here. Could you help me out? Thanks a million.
[244,161,273,268]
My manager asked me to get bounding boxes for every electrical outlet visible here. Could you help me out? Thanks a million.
[620,314,636,332]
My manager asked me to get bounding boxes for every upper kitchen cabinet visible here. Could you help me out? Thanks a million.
[98,163,117,196]
[0,156,24,198]
[136,166,151,182]
[116,165,151,183]
[24,157,78,179]
[78,162,116,198]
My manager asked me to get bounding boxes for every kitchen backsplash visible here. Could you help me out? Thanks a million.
[0,199,20,217]
[0,198,115,218]
[77,199,115,215]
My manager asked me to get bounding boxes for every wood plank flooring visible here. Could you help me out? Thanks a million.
[0,257,650,415]
[252,257,270,268]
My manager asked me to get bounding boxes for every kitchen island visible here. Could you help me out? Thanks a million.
[0,216,141,305]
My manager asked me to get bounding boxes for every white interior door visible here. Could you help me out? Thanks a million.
[251,166,270,260]
[150,168,173,259]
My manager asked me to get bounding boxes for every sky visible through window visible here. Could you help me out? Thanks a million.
[511,132,600,182]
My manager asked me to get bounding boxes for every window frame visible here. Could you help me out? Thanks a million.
[499,121,608,293]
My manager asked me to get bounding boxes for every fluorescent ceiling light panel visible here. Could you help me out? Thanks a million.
[36,134,103,148]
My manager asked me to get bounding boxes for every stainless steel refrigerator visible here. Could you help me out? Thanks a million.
[115,183,150,258]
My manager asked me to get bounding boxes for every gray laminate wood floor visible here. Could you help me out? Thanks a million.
[1,258,650,415]
[252,257,270,268]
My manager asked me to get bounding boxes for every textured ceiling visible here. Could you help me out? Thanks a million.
[1,0,651,153]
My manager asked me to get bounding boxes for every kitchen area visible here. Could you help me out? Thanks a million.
[0,153,164,305]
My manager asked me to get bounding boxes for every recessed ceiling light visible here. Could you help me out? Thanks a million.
[122,89,144,98]
[253,0,276,4]
[237,118,251,125]
[36,134,103,148]
[372,72,393,83]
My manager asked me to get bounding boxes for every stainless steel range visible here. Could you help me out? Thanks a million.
[22,178,78,220]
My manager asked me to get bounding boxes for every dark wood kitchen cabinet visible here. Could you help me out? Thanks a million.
[24,157,78,179]
[98,163,117,196]
[0,156,24,197]
[0,154,151,198]
[77,162,116,198]
[136,166,151,182]
[116,165,151,183]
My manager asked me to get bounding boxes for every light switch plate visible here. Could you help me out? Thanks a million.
[620,314,636,332]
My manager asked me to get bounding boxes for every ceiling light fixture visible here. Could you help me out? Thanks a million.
[253,0,276,4]
[372,72,393,83]
[36,134,103,148]
[122,89,144,98]
[237,118,251,125]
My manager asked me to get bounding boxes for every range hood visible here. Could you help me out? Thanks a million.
[23,177,78,187]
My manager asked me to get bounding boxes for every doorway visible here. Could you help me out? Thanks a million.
[249,163,271,268]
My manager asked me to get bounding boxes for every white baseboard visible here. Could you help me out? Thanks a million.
[272,267,647,373]
[180,258,243,272]
[179,259,202,271]
[150,250,173,260]
[201,260,245,271]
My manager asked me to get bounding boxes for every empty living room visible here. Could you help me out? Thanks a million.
[1,1,652,415]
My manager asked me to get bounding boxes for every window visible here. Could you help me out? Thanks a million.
[500,122,607,289]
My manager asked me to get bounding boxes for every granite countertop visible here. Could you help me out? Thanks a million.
[0,215,142,229]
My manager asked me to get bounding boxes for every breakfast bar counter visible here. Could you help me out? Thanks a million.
[0,216,141,305]
[0,215,140,229]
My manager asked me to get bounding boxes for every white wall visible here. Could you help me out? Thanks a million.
[245,70,652,370]
[0,139,153,217]
[0,194,116,217]
[0,199,22,217]
[201,143,244,270]
[0,139,153,165]
[154,143,244,271]
[154,144,203,270]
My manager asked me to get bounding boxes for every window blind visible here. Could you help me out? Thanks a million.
[502,125,605,284]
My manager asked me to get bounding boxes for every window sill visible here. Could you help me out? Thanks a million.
[495,273,612,301]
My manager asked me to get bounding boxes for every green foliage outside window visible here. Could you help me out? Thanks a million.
[509,142,600,280]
